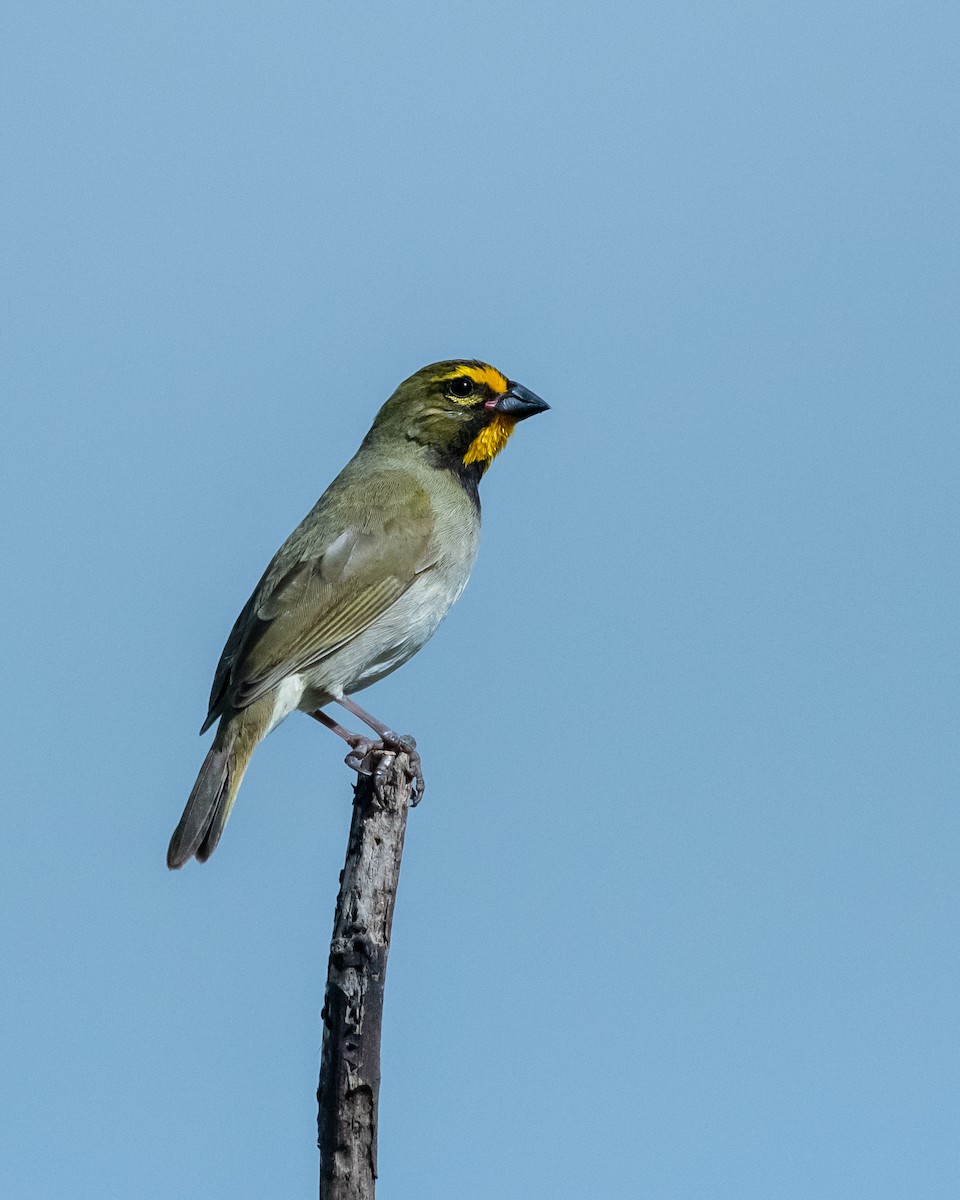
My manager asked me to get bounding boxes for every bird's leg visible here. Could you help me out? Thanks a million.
[335,697,425,804]
[309,706,424,802]
[308,709,382,778]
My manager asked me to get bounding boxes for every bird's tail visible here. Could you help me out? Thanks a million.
[166,702,270,869]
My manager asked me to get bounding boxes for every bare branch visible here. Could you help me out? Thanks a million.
[318,757,413,1200]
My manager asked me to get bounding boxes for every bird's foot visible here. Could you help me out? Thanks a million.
[315,701,424,804]
[343,732,424,805]
[342,734,380,776]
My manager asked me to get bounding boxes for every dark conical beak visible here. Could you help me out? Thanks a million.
[492,382,550,420]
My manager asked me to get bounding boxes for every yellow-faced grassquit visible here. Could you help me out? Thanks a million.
[167,360,548,868]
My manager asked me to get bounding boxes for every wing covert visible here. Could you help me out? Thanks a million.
[201,472,437,728]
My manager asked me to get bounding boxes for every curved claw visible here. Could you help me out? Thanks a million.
[369,728,424,804]
[388,736,424,805]
[343,735,379,776]
[405,754,425,807]
[373,751,396,786]
[341,734,424,805]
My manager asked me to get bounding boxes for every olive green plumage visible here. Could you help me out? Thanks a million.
[167,360,548,868]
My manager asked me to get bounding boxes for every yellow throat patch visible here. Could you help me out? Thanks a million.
[463,414,518,466]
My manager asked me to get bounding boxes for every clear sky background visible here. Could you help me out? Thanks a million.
[2,2,958,1197]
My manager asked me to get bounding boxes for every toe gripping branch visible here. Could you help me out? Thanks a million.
[309,708,425,805]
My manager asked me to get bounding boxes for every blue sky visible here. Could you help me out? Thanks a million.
[3,2,958,1196]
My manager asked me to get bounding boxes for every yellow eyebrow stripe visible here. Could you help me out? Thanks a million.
[440,363,509,394]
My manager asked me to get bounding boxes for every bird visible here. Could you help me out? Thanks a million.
[167,359,549,868]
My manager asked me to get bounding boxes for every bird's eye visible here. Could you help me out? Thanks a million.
[446,376,476,399]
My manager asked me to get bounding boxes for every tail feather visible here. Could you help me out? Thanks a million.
[167,698,273,869]
[194,781,236,863]
[167,739,233,869]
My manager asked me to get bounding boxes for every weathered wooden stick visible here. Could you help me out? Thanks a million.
[317,757,413,1200]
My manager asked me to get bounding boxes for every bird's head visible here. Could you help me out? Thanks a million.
[368,360,549,478]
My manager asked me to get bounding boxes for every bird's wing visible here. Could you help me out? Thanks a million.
[202,473,437,729]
